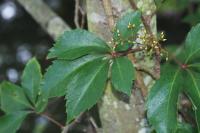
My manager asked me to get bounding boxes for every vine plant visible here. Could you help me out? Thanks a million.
[0,8,200,133]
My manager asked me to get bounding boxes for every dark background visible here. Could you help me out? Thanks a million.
[0,0,199,132]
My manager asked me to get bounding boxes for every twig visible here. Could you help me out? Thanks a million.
[41,113,64,129]
[61,126,69,133]
[129,0,153,36]
[112,46,144,57]
[89,117,99,131]
[128,54,148,97]
[136,67,158,80]
[74,0,86,28]
[80,11,86,28]
[74,0,80,28]
[79,4,86,28]
[135,71,148,97]
[102,0,115,30]
[61,112,84,133]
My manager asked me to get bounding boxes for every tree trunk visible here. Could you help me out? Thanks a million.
[86,0,157,132]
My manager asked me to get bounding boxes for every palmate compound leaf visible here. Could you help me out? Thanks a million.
[113,11,142,51]
[0,112,28,133]
[147,64,182,133]
[47,29,111,60]
[147,23,200,133]
[21,58,42,104]
[111,57,135,96]
[179,23,200,132]
[0,58,46,113]
[66,57,109,122]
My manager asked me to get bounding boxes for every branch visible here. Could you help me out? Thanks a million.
[41,113,64,129]
[74,0,86,28]
[16,0,71,40]
[136,67,158,80]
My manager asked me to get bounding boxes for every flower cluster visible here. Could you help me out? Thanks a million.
[110,22,139,51]
[138,29,168,60]
[109,21,168,61]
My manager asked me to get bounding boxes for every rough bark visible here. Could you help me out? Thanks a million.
[86,0,157,132]
[16,0,71,40]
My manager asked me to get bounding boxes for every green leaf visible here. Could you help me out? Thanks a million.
[158,0,189,12]
[184,70,200,131]
[114,42,132,52]
[0,82,33,113]
[66,57,109,122]
[176,122,194,133]
[165,45,183,56]
[43,55,105,98]
[21,58,42,104]
[34,97,47,113]
[113,11,141,51]
[182,7,200,26]
[0,112,28,133]
[184,23,200,63]
[154,0,166,7]
[47,29,111,60]
[111,57,135,95]
[147,64,182,133]
[114,11,141,40]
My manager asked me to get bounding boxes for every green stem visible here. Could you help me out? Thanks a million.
[111,46,144,57]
